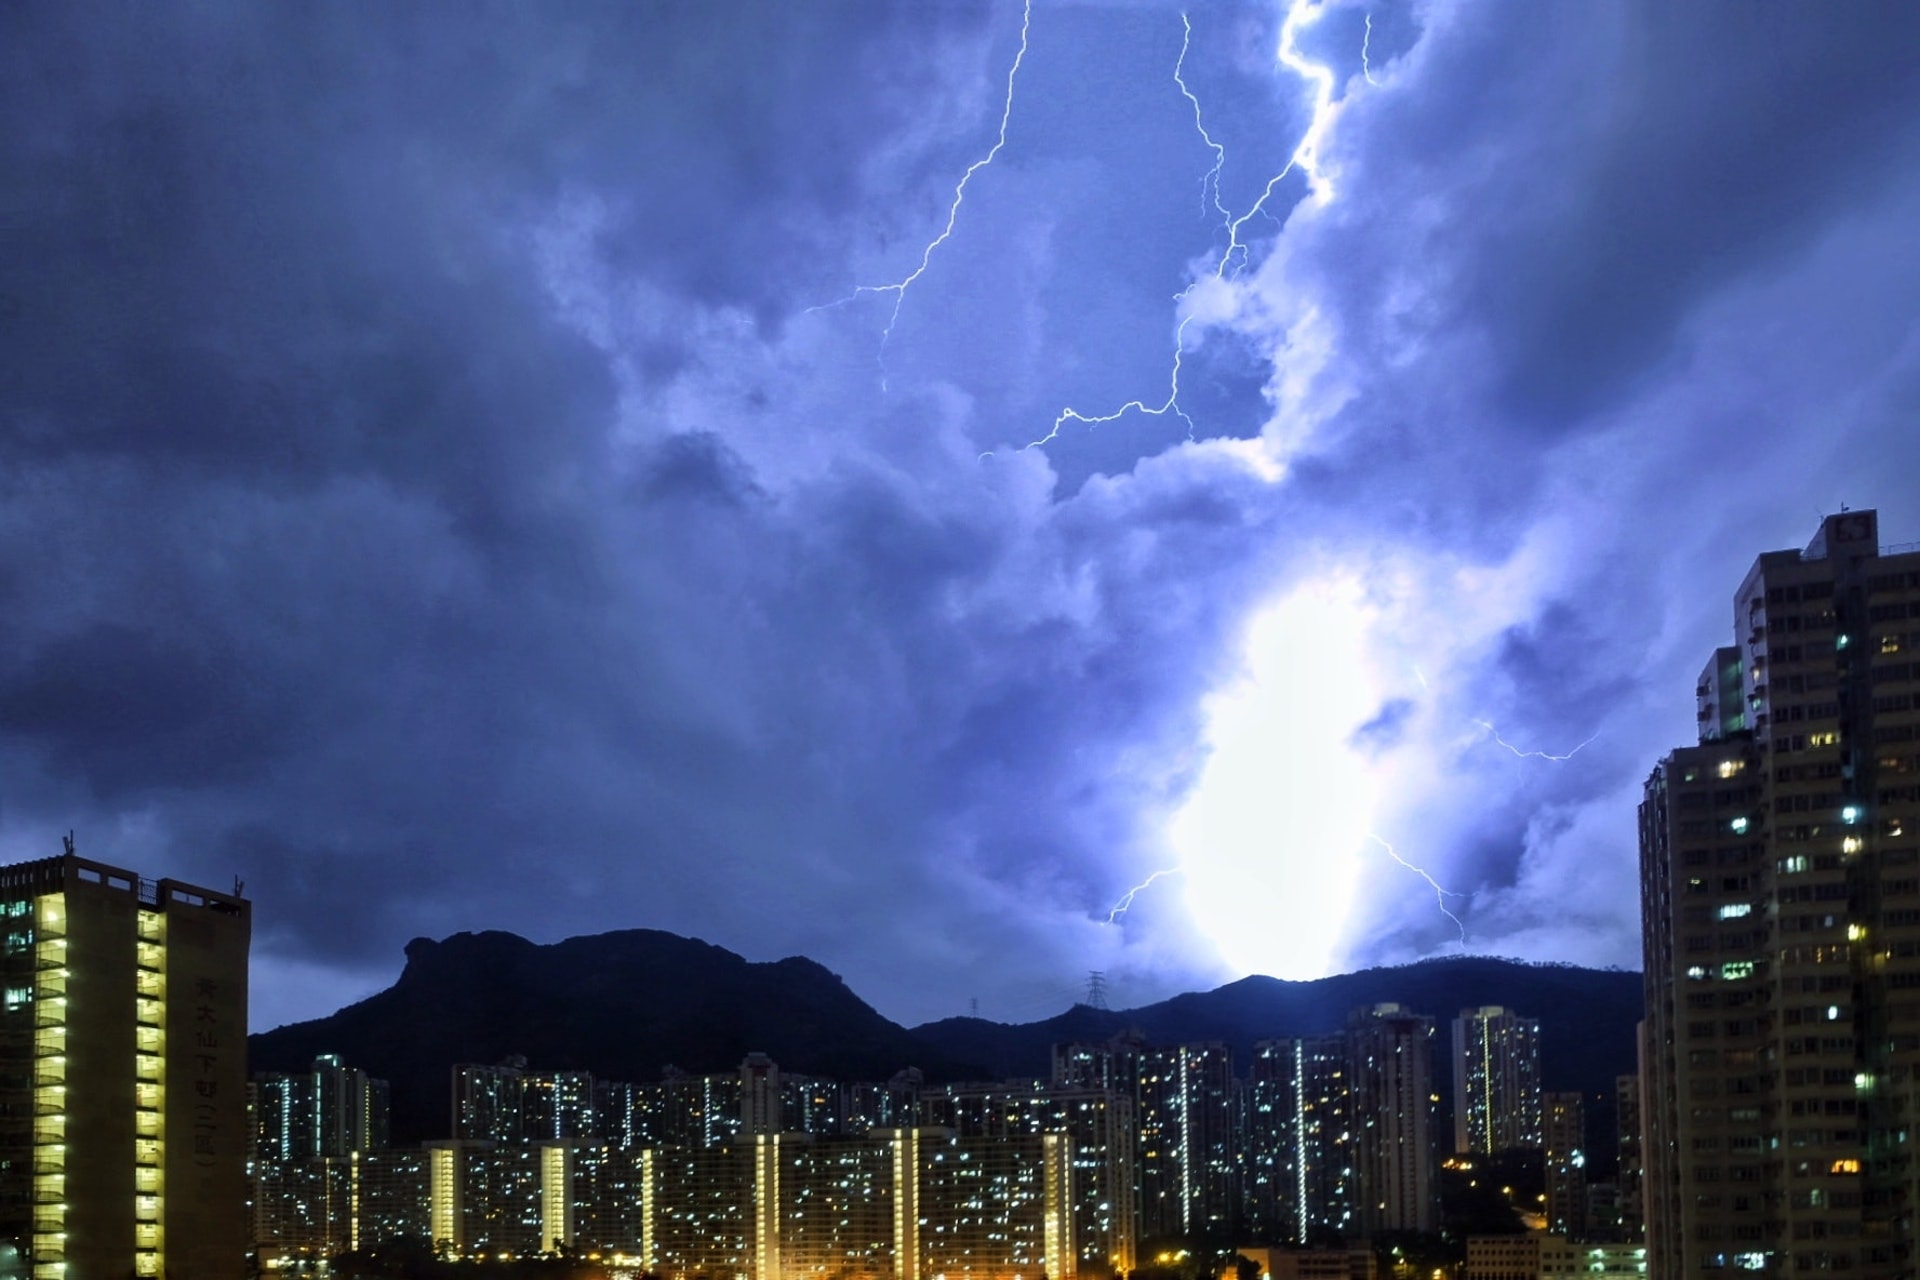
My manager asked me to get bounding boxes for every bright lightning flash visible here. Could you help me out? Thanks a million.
[811,0,1032,373]
[1474,720,1598,763]
[1168,578,1380,979]
[1361,13,1380,87]
[1365,832,1466,943]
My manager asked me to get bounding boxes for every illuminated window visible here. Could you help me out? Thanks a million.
[1731,817,1750,834]
[1779,856,1810,874]
[1721,961,1754,981]
[1843,806,1862,824]
[1830,1158,1861,1174]
[1718,904,1752,920]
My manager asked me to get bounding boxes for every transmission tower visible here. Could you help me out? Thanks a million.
[1085,970,1109,1011]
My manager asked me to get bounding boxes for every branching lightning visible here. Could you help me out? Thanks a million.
[1107,866,1182,923]
[811,0,1033,373]
[1176,15,1230,223]
[1029,0,1342,450]
[1205,0,1343,281]
[1474,719,1598,763]
[1366,832,1467,943]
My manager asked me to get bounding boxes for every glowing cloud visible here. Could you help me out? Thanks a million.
[1171,576,1384,979]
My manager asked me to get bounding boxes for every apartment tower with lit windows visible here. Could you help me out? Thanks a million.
[1451,1005,1543,1155]
[1640,509,1920,1279]
[0,848,250,1279]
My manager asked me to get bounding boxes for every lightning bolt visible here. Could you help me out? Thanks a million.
[811,0,1033,376]
[1208,0,1340,278]
[1107,866,1182,923]
[1176,14,1230,223]
[1362,13,1380,87]
[1274,0,1339,205]
[1028,0,1340,450]
[1366,832,1466,943]
[1473,720,1598,763]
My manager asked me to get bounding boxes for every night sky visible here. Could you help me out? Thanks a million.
[7,1,1920,1033]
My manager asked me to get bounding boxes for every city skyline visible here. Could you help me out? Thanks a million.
[253,1012,1615,1264]
[5,1,1920,1034]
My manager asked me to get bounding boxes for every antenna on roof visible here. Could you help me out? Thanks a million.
[61,831,76,857]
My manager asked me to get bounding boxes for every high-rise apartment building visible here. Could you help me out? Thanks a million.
[937,1079,1138,1273]
[1136,1042,1239,1239]
[1346,1003,1436,1235]
[1050,1032,1237,1243]
[253,1054,390,1164]
[1543,1091,1586,1240]
[451,1056,528,1144]
[1245,1034,1353,1244]
[1640,509,1920,1278]
[1615,1073,1644,1242]
[249,1054,392,1252]
[452,1057,595,1144]
[1452,1006,1543,1154]
[0,848,250,1279]
[522,1068,596,1141]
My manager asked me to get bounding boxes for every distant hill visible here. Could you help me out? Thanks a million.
[248,929,986,1141]
[249,934,1642,1161]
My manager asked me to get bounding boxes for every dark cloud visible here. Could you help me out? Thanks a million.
[4,0,1920,1028]
[0,623,293,795]
[1485,2,1920,425]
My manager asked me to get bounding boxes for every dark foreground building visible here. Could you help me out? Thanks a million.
[1641,509,1920,1278]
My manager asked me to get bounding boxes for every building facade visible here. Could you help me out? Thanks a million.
[1245,1034,1355,1244]
[0,849,250,1279]
[257,1128,1075,1280]
[1640,509,1920,1277]
[1346,1004,1437,1235]
[1453,1006,1544,1155]
[1542,1091,1586,1241]
[254,1053,389,1164]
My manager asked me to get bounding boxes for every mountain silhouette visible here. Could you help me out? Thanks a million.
[250,933,1642,1161]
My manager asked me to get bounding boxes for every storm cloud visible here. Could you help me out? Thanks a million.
[5,0,1920,1029]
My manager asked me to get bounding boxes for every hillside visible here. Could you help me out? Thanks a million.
[250,935,1642,1159]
